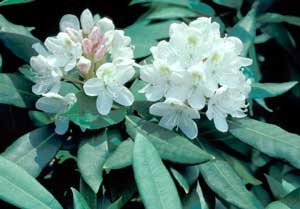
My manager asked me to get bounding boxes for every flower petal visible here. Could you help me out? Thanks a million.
[213,111,228,132]
[109,86,134,106]
[159,113,177,131]
[143,85,164,101]
[96,93,113,115]
[188,87,206,110]
[59,14,80,32]
[80,9,94,34]
[149,102,172,116]
[55,115,69,135]
[83,78,103,96]
[96,17,115,33]
[179,116,198,139]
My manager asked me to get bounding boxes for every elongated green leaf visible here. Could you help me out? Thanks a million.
[266,188,300,209]
[79,179,97,209]
[170,166,199,194]
[0,0,34,7]
[125,115,213,164]
[229,8,256,55]
[2,126,63,177]
[125,20,176,58]
[258,13,300,27]
[29,111,54,127]
[64,92,126,130]
[212,0,243,9]
[71,188,92,209]
[0,156,63,209]
[146,6,198,20]
[261,23,296,53]
[78,131,109,194]
[0,73,38,108]
[0,15,40,62]
[199,160,263,209]
[133,133,182,209]
[249,81,298,99]
[229,118,300,169]
[103,138,134,171]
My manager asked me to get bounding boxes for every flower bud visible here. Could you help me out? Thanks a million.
[77,56,91,74]
[82,38,93,55]
[88,26,103,44]
[80,9,94,34]
[94,45,106,62]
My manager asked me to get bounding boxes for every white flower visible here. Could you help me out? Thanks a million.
[45,32,82,72]
[206,78,251,132]
[139,17,252,137]
[35,93,77,135]
[150,98,200,139]
[83,63,135,115]
[30,54,63,95]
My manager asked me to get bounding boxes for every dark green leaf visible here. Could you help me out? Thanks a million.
[229,118,300,169]
[0,0,34,7]
[146,6,198,20]
[199,160,263,209]
[170,165,199,194]
[258,13,300,27]
[0,14,40,62]
[0,73,38,108]
[125,20,176,58]
[249,81,298,99]
[125,115,213,164]
[79,178,97,209]
[29,111,54,127]
[229,8,256,55]
[212,0,243,9]
[64,92,126,130]
[71,188,92,209]
[103,138,134,171]
[78,131,109,194]
[18,65,36,83]
[0,156,63,209]
[266,188,300,209]
[133,133,182,209]
[2,126,62,177]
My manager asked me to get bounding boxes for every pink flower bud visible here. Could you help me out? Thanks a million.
[82,38,93,55]
[88,26,103,44]
[77,56,91,74]
[94,45,107,62]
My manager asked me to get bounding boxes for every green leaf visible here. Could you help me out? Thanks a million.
[258,13,300,27]
[170,165,199,194]
[146,6,198,20]
[0,0,34,7]
[125,20,176,58]
[71,188,92,209]
[0,73,38,108]
[129,0,190,6]
[2,126,63,177]
[265,174,288,199]
[133,133,182,209]
[183,182,207,209]
[0,53,2,72]
[199,160,263,209]
[261,23,296,53]
[229,118,300,169]
[64,92,126,130]
[0,14,40,62]
[18,65,36,83]
[266,188,300,209]
[77,131,109,194]
[29,111,54,127]
[0,156,63,209]
[229,8,256,55]
[125,115,213,164]
[212,0,243,9]
[79,178,97,209]
[249,81,298,99]
[188,1,215,16]
[103,138,134,171]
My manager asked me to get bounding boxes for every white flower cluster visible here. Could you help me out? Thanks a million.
[140,17,252,139]
[30,9,135,134]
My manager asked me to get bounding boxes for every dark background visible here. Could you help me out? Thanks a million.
[0,0,300,208]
